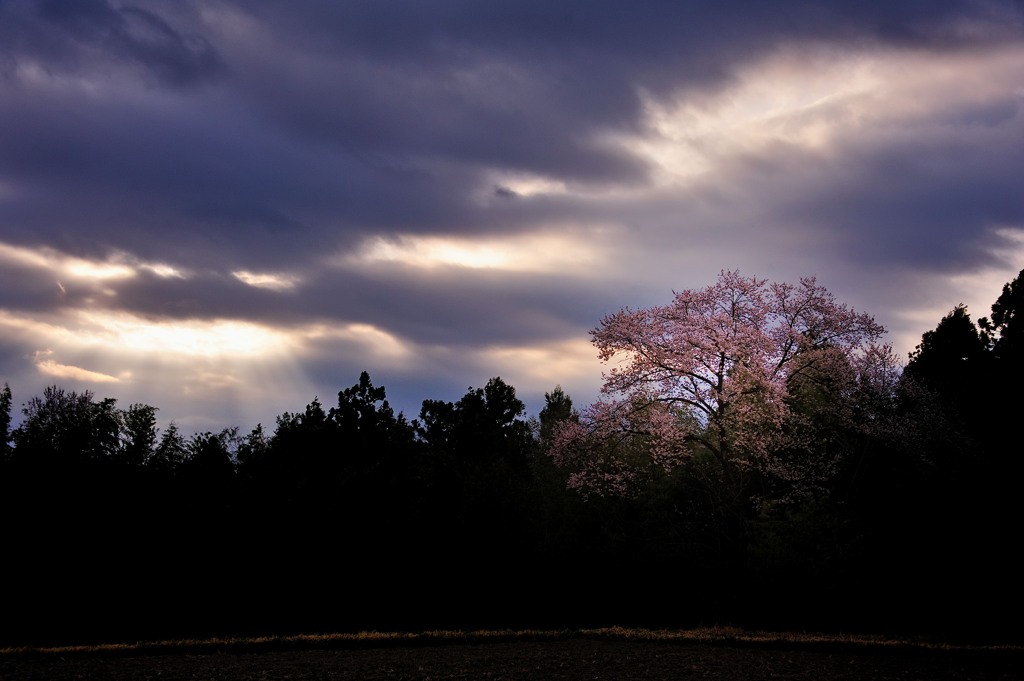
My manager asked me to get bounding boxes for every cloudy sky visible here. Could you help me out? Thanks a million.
[2,0,1023,433]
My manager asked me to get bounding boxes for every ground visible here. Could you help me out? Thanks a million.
[3,638,1022,680]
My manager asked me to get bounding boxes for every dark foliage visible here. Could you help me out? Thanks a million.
[1,273,1022,645]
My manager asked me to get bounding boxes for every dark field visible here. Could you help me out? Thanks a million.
[3,630,1021,681]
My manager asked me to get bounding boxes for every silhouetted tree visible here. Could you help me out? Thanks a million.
[264,396,337,511]
[331,372,393,436]
[118,403,158,467]
[871,279,1024,636]
[0,382,11,462]
[183,429,236,480]
[150,421,187,472]
[235,423,270,470]
[538,385,577,448]
[419,377,533,475]
[239,373,419,536]
[411,378,540,624]
[12,387,112,469]
[418,377,534,540]
[328,371,419,515]
[980,268,1024,365]
[904,304,989,425]
[894,302,991,530]
[92,397,122,461]
[975,269,1024,586]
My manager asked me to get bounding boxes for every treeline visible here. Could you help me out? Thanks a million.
[0,374,580,644]
[1,270,1022,645]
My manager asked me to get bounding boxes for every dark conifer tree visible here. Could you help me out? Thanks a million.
[537,385,578,448]
[151,421,188,472]
[0,382,11,462]
[413,378,540,626]
[119,403,158,467]
[904,303,991,441]
[980,268,1024,364]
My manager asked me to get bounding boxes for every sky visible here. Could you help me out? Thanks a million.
[2,0,1024,434]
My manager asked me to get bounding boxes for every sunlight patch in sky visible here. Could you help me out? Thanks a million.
[0,241,192,284]
[483,172,569,198]
[348,232,601,273]
[142,263,189,279]
[625,44,1024,186]
[629,50,880,182]
[233,270,300,290]
[77,312,289,358]
[0,242,135,281]
[0,308,290,362]
[34,352,123,384]
[0,307,313,433]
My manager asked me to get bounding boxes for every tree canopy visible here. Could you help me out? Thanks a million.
[2,268,1023,644]
[550,270,888,500]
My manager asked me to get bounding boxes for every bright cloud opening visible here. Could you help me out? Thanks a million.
[35,356,122,384]
[348,232,602,273]
[77,312,289,358]
[0,241,192,283]
[624,44,1024,186]
[233,270,301,290]
[0,242,135,281]
[484,172,569,198]
[143,263,189,279]
[0,309,291,361]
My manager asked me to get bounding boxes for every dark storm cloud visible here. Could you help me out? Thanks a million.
[0,259,66,314]
[772,105,1024,271]
[236,1,1014,79]
[235,53,652,186]
[2,0,221,87]
[3,0,1018,265]
[226,0,1020,195]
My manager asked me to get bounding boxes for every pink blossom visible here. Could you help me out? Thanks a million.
[550,270,888,499]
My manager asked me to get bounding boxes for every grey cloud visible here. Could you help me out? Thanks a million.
[102,261,611,350]
[0,261,67,315]
[219,0,1023,192]
[783,125,1024,272]
[313,268,611,347]
[4,0,1019,268]
[232,52,652,186]
[8,0,223,86]
[236,1,1018,70]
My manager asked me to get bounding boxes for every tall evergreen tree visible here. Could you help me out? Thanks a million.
[119,403,158,467]
[980,268,1024,366]
[150,422,187,472]
[417,377,534,539]
[0,382,11,462]
[538,385,577,448]
[904,303,990,430]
